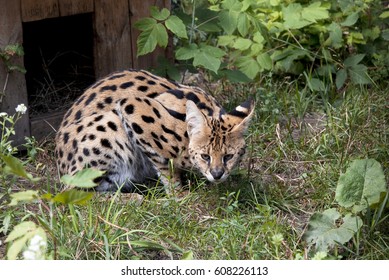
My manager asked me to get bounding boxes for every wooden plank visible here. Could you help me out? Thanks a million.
[21,0,59,22]
[0,0,31,147]
[128,0,172,69]
[59,0,94,17]
[30,110,64,141]
[93,0,132,78]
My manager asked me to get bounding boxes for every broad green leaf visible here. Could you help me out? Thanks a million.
[335,159,387,212]
[219,69,251,83]
[348,64,371,85]
[253,32,265,44]
[307,77,326,92]
[379,11,389,19]
[60,168,105,188]
[221,0,242,11]
[0,154,39,182]
[218,35,236,47]
[155,23,168,48]
[237,13,249,37]
[165,15,188,39]
[232,38,252,50]
[5,221,36,243]
[136,25,158,56]
[193,45,225,73]
[382,29,389,41]
[327,22,343,49]
[283,3,311,29]
[219,10,239,34]
[301,2,329,23]
[256,53,272,70]
[344,54,365,67]
[134,18,157,31]
[336,68,347,89]
[304,208,363,252]
[150,6,170,21]
[236,56,260,79]
[341,12,359,27]
[47,189,94,205]
[9,190,39,206]
[175,44,198,60]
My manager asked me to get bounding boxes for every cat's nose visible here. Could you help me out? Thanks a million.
[210,168,224,181]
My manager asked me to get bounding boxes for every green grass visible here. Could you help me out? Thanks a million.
[1,79,388,260]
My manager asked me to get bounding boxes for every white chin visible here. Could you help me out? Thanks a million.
[205,174,228,183]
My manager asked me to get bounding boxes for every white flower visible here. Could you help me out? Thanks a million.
[23,234,47,260]
[0,112,7,117]
[15,104,27,114]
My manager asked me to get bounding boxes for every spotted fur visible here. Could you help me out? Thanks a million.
[55,69,255,192]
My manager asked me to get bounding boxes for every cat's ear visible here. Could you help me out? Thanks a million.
[186,100,207,137]
[223,98,255,135]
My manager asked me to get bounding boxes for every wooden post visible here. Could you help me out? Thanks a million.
[93,0,133,78]
[0,0,30,147]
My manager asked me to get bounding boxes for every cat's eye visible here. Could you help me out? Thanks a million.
[223,154,234,163]
[201,154,211,162]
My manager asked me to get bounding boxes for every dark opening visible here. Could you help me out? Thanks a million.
[23,13,95,116]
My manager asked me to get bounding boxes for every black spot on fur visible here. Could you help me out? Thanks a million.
[85,92,97,106]
[92,147,101,155]
[147,80,156,85]
[167,89,185,99]
[147,92,159,98]
[166,108,186,122]
[67,153,73,161]
[101,138,113,149]
[160,83,172,90]
[63,132,69,144]
[97,102,105,109]
[120,81,134,89]
[160,135,168,143]
[77,125,84,133]
[75,95,85,105]
[152,107,161,118]
[94,115,103,122]
[153,139,163,150]
[96,125,106,132]
[72,139,78,149]
[104,97,113,104]
[135,75,146,81]
[162,125,182,141]
[100,85,117,92]
[186,92,200,104]
[75,110,82,121]
[137,85,148,92]
[132,123,143,134]
[108,73,126,80]
[141,115,155,123]
[89,134,96,140]
[125,104,134,114]
[107,121,118,131]
[83,148,90,156]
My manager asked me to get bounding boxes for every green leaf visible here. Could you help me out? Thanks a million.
[219,69,251,83]
[165,15,188,39]
[304,208,363,252]
[344,54,365,67]
[218,35,236,47]
[379,11,389,19]
[232,38,252,50]
[60,168,105,188]
[193,45,225,73]
[236,56,260,79]
[256,53,272,70]
[219,10,239,34]
[181,250,194,260]
[5,221,36,243]
[150,6,170,21]
[0,154,39,182]
[283,3,311,29]
[327,22,343,49]
[46,189,94,205]
[301,2,329,23]
[341,12,359,27]
[136,20,167,56]
[237,13,249,37]
[134,18,157,31]
[336,68,348,89]
[9,190,39,206]
[176,44,198,60]
[307,77,326,92]
[382,29,389,41]
[335,159,386,212]
[348,64,371,85]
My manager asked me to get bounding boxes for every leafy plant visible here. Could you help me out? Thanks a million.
[304,158,388,256]
[135,0,388,89]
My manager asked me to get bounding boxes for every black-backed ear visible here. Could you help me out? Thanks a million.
[186,100,207,137]
[224,98,255,134]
